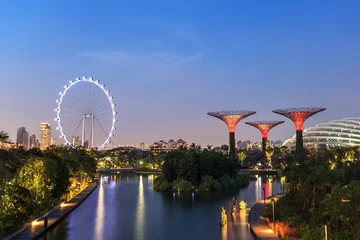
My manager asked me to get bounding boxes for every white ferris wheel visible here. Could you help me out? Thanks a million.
[54,76,117,149]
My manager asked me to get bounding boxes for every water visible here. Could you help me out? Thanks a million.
[39,174,284,240]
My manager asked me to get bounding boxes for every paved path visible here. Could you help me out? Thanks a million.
[7,182,97,240]
[248,198,281,240]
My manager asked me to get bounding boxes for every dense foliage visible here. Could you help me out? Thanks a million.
[154,148,249,192]
[0,147,97,236]
[264,147,360,239]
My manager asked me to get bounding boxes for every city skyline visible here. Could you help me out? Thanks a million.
[1,1,360,146]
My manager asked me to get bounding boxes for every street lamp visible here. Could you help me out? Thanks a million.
[271,198,275,231]
[263,187,265,205]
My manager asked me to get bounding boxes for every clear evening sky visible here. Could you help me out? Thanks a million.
[1,1,360,147]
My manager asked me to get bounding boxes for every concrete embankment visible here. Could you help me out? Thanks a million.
[248,196,282,240]
[5,182,98,240]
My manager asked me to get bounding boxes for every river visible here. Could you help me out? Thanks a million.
[39,174,285,240]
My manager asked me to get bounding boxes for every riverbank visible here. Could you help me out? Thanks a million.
[5,182,98,240]
[248,195,282,240]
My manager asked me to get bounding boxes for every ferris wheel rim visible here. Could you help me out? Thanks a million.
[54,76,117,149]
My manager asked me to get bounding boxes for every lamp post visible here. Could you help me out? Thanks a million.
[271,198,275,231]
[263,187,265,205]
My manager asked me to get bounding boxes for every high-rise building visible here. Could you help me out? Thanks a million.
[29,134,37,149]
[51,137,56,146]
[84,140,89,148]
[16,127,29,149]
[40,122,52,150]
[72,136,80,147]
[140,142,145,149]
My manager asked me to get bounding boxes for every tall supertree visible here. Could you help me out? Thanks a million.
[272,107,326,151]
[245,121,284,160]
[207,110,256,159]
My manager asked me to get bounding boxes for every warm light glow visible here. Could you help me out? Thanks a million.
[135,175,145,240]
[273,108,326,131]
[207,111,256,132]
[245,121,284,138]
[61,203,66,207]
[32,220,39,226]
[264,229,275,234]
[94,178,105,239]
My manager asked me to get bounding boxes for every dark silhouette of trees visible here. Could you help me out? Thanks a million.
[155,148,248,192]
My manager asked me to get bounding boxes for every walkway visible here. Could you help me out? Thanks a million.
[6,182,97,240]
[248,198,281,240]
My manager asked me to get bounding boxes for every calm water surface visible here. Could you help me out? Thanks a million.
[40,174,284,240]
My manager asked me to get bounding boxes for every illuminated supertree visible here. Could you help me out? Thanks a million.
[245,121,284,160]
[207,110,256,159]
[272,107,326,151]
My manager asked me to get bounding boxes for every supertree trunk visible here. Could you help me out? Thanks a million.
[272,108,326,151]
[245,121,284,162]
[208,110,256,160]
[296,130,303,152]
[262,137,268,161]
[229,132,236,160]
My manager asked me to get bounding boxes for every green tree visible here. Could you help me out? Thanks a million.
[15,157,56,205]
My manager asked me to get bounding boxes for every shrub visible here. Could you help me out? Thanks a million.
[212,180,222,191]
[173,179,193,192]
[153,176,172,191]
[198,175,213,191]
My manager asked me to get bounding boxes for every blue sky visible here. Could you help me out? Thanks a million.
[1,1,360,146]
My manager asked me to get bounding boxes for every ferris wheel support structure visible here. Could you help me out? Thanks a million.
[81,114,95,148]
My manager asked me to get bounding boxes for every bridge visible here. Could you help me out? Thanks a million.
[239,169,282,176]
[97,168,162,175]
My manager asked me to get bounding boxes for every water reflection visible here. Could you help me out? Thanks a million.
[220,225,227,240]
[94,176,105,239]
[135,175,145,240]
[239,208,248,239]
[39,173,285,240]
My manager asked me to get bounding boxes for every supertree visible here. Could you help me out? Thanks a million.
[207,110,256,159]
[272,107,326,151]
[245,121,284,160]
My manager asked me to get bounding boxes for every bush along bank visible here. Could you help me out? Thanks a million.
[153,148,249,192]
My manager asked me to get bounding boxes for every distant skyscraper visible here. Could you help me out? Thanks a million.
[84,140,89,148]
[140,142,145,149]
[29,134,36,149]
[72,136,80,147]
[40,122,52,150]
[16,127,29,149]
[51,137,56,146]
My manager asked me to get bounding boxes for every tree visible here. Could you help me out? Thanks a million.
[0,131,11,144]
[220,144,228,151]
[15,157,55,205]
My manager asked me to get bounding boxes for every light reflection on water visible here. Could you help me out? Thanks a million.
[135,175,145,240]
[39,174,285,240]
[94,176,104,239]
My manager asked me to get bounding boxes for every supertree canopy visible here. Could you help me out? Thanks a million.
[245,121,284,160]
[208,110,256,159]
[273,107,326,151]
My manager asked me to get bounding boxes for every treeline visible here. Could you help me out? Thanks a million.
[264,147,360,239]
[154,149,249,192]
[0,147,97,236]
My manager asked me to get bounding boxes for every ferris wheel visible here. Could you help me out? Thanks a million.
[54,76,117,149]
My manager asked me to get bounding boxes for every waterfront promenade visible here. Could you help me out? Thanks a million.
[6,182,97,240]
[249,197,281,240]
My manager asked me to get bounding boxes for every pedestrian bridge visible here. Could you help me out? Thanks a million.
[97,168,135,174]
